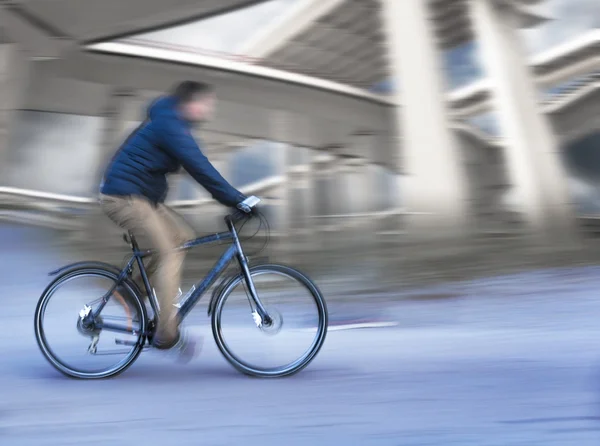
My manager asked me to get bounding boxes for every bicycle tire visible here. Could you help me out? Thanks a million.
[212,264,328,378]
[34,262,148,379]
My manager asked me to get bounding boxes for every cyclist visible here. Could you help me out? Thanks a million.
[99,80,250,359]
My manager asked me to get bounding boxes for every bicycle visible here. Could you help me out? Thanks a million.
[34,197,328,379]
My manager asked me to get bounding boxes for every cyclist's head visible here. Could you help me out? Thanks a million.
[172,80,216,122]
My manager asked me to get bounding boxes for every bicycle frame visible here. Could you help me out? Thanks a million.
[92,214,270,337]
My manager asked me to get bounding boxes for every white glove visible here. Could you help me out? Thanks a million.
[237,196,260,213]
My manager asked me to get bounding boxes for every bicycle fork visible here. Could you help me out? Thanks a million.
[229,220,272,327]
[239,259,273,328]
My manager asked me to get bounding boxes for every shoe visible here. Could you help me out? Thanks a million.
[151,332,180,350]
[173,330,203,364]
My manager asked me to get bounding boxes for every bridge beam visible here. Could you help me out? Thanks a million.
[0,4,72,59]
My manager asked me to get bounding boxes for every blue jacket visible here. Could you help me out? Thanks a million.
[100,96,244,207]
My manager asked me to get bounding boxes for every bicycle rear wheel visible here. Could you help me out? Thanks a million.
[34,263,147,379]
[212,264,327,377]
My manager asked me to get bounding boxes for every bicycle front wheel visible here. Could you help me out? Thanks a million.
[212,264,327,377]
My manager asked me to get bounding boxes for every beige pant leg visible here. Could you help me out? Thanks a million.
[133,205,195,292]
[156,204,196,248]
[100,195,183,346]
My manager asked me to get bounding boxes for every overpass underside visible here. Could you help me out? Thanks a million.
[0,0,598,259]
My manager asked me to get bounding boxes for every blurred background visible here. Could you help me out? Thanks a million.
[0,0,600,444]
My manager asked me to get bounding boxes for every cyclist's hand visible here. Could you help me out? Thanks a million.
[237,196,260,214]
[237,201,252,214]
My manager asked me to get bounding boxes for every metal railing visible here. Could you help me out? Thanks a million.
[0,175,284,207]
[0,176,285,229]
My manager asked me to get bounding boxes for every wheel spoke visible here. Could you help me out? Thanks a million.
[34,266,147,379]
[212,264,327,378]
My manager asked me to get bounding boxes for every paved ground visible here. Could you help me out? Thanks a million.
[2,224,600,445]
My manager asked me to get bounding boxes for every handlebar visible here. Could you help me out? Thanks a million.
[236,195,261,214]
[227,209,252,224]
[227,195,261,224]
[226,196,270,256]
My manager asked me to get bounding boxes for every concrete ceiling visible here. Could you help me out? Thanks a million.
[0,0,271,43]
[241,0,387,89]
[0,0,552,88]
[241,0,548,90]
[428,0,547,49]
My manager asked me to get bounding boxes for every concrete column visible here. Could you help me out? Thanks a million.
[379,0,469,240]
[311,153,328,254]
[274,141,290,235]
[96,88,136,192]
[349,134,373,213]
[337,157,368,215]
[304,150,318,236]
[0,44,30,178]
[288,163,312,235]
[312,153,335,221]
[470,0,576,240]
[269,111,292,236]
[0,44,10,176]
[83,88,138,245]
[268,110,293,263]
[332,156,349,216]
[340,160,357,215]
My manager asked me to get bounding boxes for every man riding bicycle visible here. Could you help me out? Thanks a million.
[99,81,251,358]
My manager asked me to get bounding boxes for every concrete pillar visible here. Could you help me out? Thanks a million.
[85,88,137,245]
[269,111,292,261]
[291,147,317,236]
[470,0,576,240]
[303,149,318,236]
[337,157,369,215]
[350,132,381,215]
[269,111,296,234]
[312,153,335,220]
[288,163,312,235]
[0,44,10,175]
[379,0,469,240]
[311,153,328,253]
[339,160,356,215]
[332,156,349,216]
[0,44,30,178]
[96,88,136,192]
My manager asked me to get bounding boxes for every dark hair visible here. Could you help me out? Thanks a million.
[172,81,214,103]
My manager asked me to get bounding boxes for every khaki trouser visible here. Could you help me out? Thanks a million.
[100,194,195,347]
